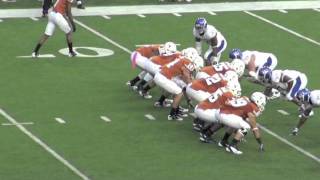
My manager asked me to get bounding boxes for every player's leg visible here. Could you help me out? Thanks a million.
[54,13,76,57]
[32,12,56,57]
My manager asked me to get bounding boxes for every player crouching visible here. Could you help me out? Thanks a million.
[154,48,202,121]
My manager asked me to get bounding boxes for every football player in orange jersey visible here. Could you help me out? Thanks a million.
[218,92,266,155]
[32,0,76,58]
[126,42,177,95]
[186,73,228,103]
[154,48,200,121]
[138,51,182,99]
[196,59,245,80]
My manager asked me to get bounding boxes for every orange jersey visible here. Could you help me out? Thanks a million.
[200,62,233,76]
[151,53,181,66]
[53,0,73,15]
[220,97,260,119]
[198,91,234,110]
[190,74,228,93]
[136,45,161,58]
[161,57,195,79]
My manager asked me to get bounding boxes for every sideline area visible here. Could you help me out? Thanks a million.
[0,1,320,18]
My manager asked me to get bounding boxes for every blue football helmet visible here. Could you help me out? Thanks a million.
[195,17,207,34]
[257,67,272,83]
[229,48,243,60]
[296,88,311,102]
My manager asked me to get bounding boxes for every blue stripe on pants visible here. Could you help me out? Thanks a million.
[290,77,302,98]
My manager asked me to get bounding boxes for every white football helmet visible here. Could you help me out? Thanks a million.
[271,70,282,83]
[310,90,320,106]
[193,56,204,71]
[227,81,241,98]
[182,47,198,62]
[162,42,177,56]
[224,70,239,83]
[250,92,267,112]
[230,59,245,77]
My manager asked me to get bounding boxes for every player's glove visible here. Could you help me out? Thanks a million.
[291,127,299,136]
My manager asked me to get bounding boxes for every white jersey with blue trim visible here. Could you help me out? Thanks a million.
[193,24,218,42]
[242,50,275,68]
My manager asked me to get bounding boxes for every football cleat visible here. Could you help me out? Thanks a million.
[199,133,212,143]
[68,51,77,57]
[32,52,39,58]
[164,98,173,104]
[126,81,132,86]
[132,85,138,91]
[139,90,152,99]
[154,101,171,108]
[226,145,243,155]
[178,106,189,113]
[217,140,229,148]
[168,114,183,121]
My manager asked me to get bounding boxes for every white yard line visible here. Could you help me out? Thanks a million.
[30,17,39,21]
[55,117,66,124]
[1,1,320,18]
[74,19,132,54]
[208,11,217,15]
[100,116,111,123]
[244,11,320,46]
[172,13,182,17]
[135,43,181,47]
[145,114,156,120]
[0,108,91,180]
[277,109,290,115]
[0,19,3,22]
[313,8,320,12]
[2,122,34,126]
[258,124,320,164]
[137,14,146,18]
[101,15,111,20]
[278,9,288,13]
[17,54,56,58]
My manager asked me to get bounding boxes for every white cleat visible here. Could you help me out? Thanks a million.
[32,52,39,58]
[226,145,243,155]
[168,114,183,121]
[154,101,171,108]
[139,90,152,99]
[178,106,189,113]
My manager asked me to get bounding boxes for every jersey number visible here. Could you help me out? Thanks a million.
[205,74,222,85]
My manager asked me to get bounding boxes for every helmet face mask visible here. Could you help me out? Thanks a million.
[229,49,243,60]
[296,88,310,102]
[227,81,241,98]
[258,67,272,83]
[250,92,266,112]
[224,70,239,83]
[230,59,245,77]
[163,42,177,56]
[182,47,198,62]
[195,17,207,34]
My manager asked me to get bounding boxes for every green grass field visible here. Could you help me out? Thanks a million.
[0,2,320,180]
